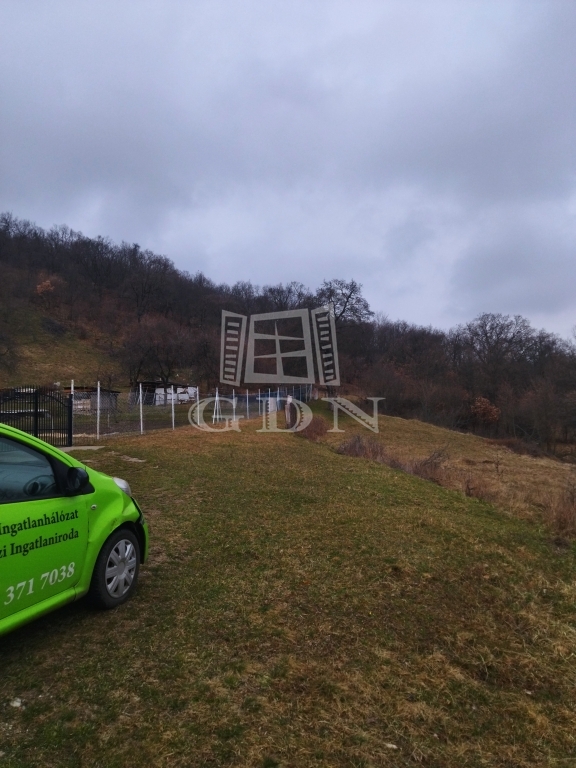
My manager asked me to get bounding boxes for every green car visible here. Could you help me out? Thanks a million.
[0,423,149,637]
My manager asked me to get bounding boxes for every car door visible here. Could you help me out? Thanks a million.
[0,435,89,622]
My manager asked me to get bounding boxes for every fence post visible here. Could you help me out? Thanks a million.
[67,394,73,447]
[33,388,39,438]
[213,388,221,423]
[96,381,101,441]
[70,379,74,445]
[32,389,39,437]
[171,385,175,430]
[139,383,144,435]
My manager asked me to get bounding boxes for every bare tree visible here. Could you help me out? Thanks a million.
[261,281,314,311]
[456,313,533,400]
[315,279,373,325]
[121,245,171,322]
[116,323,154,386]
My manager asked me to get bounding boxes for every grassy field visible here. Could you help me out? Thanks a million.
[1,409,576,766]
[321,408,576,535]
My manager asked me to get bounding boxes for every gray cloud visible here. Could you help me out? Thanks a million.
[1,1,575,335]
[451,201,576,315]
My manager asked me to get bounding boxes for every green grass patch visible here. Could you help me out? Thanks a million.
[0,422,575,766]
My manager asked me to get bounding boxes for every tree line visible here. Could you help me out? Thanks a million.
[2,211,576,450]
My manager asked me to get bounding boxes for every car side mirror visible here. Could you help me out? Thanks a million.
[67,467,90,495]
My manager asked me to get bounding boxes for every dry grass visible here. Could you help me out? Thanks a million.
[543,480,576,538]
[1,416,575,766]
[339,435,482,490]
[294,415,329,442]
[0,308,121,388]
[324,404,576,539]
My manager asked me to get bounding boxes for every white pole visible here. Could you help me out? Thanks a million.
[232,388,236,422]
[139,383,144,434]
[96,381,101,441]
[246,389,249,420]
[171,385,175,430]
[70,379,74,437]
[258,389,261,415]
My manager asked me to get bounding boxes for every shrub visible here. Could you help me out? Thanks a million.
[486,437,544,457]
[336,435,412,473]
[295,415,328,442]
[409,449,448,485]
[542,479,576,537]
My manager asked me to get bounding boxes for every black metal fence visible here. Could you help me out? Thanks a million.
[0,388,73,447]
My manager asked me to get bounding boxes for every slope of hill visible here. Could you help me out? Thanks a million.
[315,401,576,537]
[0,306,121,389]
[1,420,574,766]
[3,211,576,451]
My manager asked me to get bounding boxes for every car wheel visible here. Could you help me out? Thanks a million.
[89,528,141,609]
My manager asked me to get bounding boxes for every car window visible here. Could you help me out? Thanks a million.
[0,437,58,503]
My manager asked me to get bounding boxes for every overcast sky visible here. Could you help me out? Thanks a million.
[1,1,575,336]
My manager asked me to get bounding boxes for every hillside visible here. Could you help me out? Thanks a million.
[3,213,576,451]
[317,403,576,533]
[0,305,121,389]
[1,416,575,766]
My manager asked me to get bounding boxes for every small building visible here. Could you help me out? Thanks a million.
[62,386,120,412]
[134,382,198,406]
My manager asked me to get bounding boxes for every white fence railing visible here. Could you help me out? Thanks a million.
[70,382,313,443]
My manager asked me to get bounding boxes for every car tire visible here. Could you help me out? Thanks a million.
[89,528,141,609]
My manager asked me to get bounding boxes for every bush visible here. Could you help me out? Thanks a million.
[337,436,448,485]
[410,448,448,484]
[486,437,544,457]
[542,479,576,537]
[295,415,328,441]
